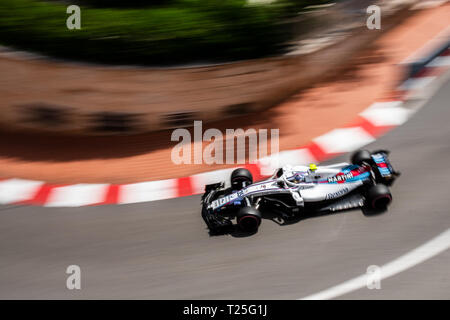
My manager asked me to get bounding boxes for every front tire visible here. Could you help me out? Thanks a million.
[231,168,253,190]
[366,184,392,210]
[236,207,261,232]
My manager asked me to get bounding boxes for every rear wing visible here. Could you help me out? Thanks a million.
[371,150,400,185]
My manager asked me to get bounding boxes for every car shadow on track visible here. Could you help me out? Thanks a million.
[210,206,388,237]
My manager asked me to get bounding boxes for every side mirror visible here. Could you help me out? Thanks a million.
[276,168,284,178]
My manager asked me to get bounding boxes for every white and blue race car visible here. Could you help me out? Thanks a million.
[201,150,400,234]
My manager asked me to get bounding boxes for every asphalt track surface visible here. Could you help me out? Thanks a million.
[1,79,450,299]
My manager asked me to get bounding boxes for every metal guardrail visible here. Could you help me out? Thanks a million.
[401,26,450,79]
[407,40,450,78]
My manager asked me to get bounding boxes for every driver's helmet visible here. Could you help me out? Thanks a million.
[309,163,318,172]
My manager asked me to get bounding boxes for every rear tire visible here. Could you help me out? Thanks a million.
[236,207,261,232]
[367,184,392,210]
[351,149,373,165]
[231,168,253,190]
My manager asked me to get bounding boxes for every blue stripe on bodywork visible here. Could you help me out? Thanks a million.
[346,171,370,182]
[342,165,359,173]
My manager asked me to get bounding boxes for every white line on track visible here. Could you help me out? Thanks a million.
[300,228,450,300]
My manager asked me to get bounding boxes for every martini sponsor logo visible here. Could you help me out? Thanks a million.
[328,172,354,183]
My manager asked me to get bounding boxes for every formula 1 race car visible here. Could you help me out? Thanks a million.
[201,150,400,234]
